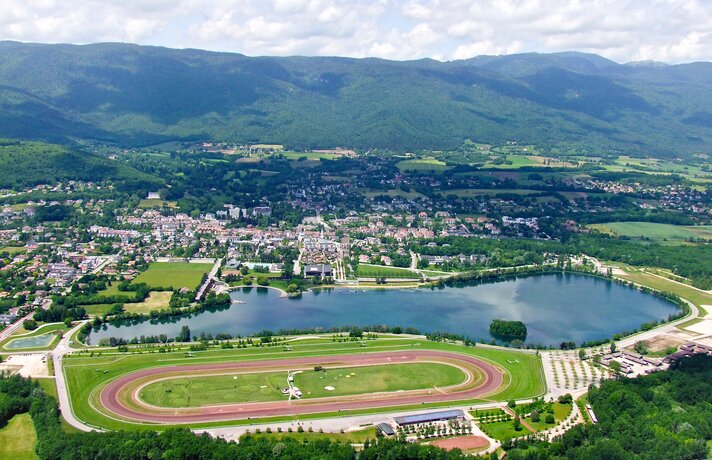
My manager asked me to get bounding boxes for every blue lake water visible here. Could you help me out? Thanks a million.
[89,273,678,346]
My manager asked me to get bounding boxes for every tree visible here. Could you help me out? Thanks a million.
[513,414,522,431]
[531,410,541,423]
[178,326,191,342]
[610,341,617,353]
[578,348,587,360]
[23,319,38,330]
[609,360,622,379]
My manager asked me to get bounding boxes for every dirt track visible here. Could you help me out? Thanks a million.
[100,350,503,424]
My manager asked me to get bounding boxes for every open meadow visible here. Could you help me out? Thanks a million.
[132,262,212,290]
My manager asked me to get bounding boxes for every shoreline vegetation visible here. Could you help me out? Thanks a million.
[81,263,691,351]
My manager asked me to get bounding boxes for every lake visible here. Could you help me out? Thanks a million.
[88,273,679,346]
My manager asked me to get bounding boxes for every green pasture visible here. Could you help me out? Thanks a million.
[62,338,544,431]
[615,270,711,317]
[0,245,26,255]
[396,158,451,173]
[132,262,212,290]
[138,199,177,209]
[0,413,38,459]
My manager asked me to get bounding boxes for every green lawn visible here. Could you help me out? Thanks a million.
[616,271,711,317]
[476,417,532,441]
[138,199,177,209]
[62,338,544,431]
[84,303,118,316]
[356,264,420,279]
[244,426,377,443]
[0,245,26,255]
[590,222,712,242]
[132,262,212,290]
[0,413,38,459]
[139,362,467,407]
[95,283,139,300]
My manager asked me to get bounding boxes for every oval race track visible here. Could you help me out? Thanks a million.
[99,350,504,424]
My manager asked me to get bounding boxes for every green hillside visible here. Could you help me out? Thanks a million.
[0,139,162,190]
[0,42,711,157]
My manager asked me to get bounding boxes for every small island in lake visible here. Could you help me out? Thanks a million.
[489,319,528,342]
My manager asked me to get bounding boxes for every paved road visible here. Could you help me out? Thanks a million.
[0,310,36,342]
[52,320,100,432]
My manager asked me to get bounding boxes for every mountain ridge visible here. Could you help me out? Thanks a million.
[0,41,711,157]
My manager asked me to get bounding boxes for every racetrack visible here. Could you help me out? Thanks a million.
[99,350,504,424]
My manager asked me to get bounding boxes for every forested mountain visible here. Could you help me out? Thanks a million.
[1,41,711,157]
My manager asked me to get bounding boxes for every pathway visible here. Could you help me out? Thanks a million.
[52,320,99,432]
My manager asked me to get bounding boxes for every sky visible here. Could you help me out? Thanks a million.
[1,0,712,63]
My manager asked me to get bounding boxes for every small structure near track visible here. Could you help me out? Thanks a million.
[394,409,465,427]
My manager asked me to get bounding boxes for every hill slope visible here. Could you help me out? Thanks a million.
[0,140,162,191]
[0,42,711,157]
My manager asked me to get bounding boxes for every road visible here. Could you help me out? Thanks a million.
[52,320,99,432]
[0,310,36,342]
[195,258,222,301]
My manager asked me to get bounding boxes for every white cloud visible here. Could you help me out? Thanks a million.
[1,0,712,63]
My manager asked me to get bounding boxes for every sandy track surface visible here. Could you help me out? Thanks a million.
[100,350,503,424]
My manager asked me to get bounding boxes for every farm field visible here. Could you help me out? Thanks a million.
[591,222,712,241]
[139,362,467,407]
[123,291,173,314]
[62,338,544,430]
[0,413,38,460]
[356,264,420,279]
[434,188,539,197]
[132,262,212,290]
[396,158,451,173]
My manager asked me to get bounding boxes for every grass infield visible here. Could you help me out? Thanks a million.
[138,362,468,407]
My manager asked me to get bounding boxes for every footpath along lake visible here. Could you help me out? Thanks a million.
[89,273,679,346]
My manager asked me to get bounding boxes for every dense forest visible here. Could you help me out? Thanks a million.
[505,355,712,459]
[0,140,161,191]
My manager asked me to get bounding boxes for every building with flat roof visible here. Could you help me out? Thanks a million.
[393,409,465,426]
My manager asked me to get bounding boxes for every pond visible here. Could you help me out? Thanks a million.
[89,273,679,346]
[5,333,57,349]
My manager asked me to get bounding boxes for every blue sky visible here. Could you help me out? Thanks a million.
[2,0,711,63]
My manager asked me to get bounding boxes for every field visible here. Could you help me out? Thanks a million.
[139,362,467,407]
[356,264,420,279]
[95,283,139,300]
[245,426,377,443]
[434,188,539,197]
[138,199,178,209]
[62,338,544,430]
[591,222,712,242]
[396,158,451,173]
[614,269,711,317]
[123,291,173,314]
[0,245,26,254]
[132,262,212,290]
[0,413,38,459]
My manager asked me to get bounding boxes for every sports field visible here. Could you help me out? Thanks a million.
[590,222,712,242]
[132,262,212,290]
[356,264,420,279]
[62,337,544,430]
